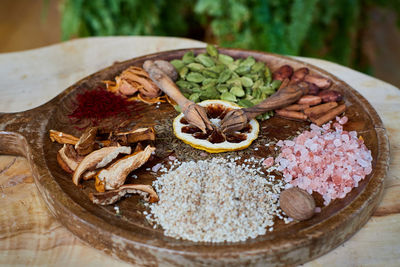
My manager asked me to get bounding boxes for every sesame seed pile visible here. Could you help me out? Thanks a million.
[146,157,287,243]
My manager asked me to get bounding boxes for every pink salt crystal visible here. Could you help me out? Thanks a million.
[339,116,348,125]
[151,163,162,172]
[275,121,373,206]
[168,155,176,161]
[262,157,274,168]
[200,152,208,157]
[315,207,321,213]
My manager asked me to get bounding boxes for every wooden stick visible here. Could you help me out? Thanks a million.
[310,104,346,126]
[283,104,310,111]
[275,109,308,121]
[304,102,338,117]
[297,95,322,105]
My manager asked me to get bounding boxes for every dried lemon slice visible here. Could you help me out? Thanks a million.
[173,100,259,153]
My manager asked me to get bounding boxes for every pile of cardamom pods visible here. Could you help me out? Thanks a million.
[170,44,282,119]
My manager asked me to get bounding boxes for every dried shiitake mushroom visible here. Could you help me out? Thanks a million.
[89,184,159,205]
[95,145,155,192]
[72,146,131,186]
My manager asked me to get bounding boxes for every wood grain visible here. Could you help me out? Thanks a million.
[0,45,394,262]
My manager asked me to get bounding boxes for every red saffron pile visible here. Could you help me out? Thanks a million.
[68,88,142,125]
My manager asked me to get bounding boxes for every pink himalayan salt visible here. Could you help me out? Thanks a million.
[262,157,274,168]
[275,116,372,205]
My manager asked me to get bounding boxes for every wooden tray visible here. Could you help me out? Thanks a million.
[0,48,389,266]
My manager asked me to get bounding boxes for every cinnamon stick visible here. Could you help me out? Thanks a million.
[275,109,308,121]
[310,104,346,126]
[304,74,332,89]
[304,102,338,117]
[297,95,322,106]
[289,67,309,84]
[283,104,310,111]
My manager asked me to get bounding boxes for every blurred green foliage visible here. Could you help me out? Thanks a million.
[60,0,400,70]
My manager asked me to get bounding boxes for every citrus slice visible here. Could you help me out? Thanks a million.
[173,100,259,153]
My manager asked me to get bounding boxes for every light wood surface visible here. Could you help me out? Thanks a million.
[0,37,399,266]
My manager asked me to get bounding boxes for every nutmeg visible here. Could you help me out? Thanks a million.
[280,187,316,221]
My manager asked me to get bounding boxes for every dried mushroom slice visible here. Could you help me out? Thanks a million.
[50,130,79,145]
[89,184,159,205]
[72,146,131,185]
[110,127,155,146]
[75,127,97,155]
[95,145,155,192]
[173,100,259,153]
[57,144,83,173]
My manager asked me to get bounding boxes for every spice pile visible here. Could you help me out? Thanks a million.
[271,65,346,126]
[146,157,288,243]
[49,126,159,205]
[171,45,280,119]
[275,116,372,205]
[68,88,143,125]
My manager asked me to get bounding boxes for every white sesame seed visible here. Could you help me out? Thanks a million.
[148,157,286,243]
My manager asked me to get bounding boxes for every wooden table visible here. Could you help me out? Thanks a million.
[0,37,399,266]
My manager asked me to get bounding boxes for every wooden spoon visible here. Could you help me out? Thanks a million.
[143,60,212,133]
[220,82,309,133]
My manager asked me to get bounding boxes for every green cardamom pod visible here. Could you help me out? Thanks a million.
[196,54,215,67]
[231,72,239,78]
[208,64,225,73]
[251,98,263,105]
[218,69,232,83]
[252,79,264,90]
[187,63,205,72]
[217,85,229,93]
[240,56,256,68]
[218,54,234,65]
[227,64,238,72]
[260,85,275,95]
[235,65,251,75]
[237,99,254,108]
[226,77,242,86]
[244,73,260,81]
[251,61,265,73]
[179,67,189,79]
[186,72,205,83]
[220,92,237,102]
[245,87,252,96]
[230,86,245,97]
[235,58,243,65]
[189,93,200,102]
[271,80,282,90]
[240,76,254,87]
[182,51,195,64]
[200,87,220,100]
[202,82,216,90]
[202,78,218,86]
[191,87,202,93]
[170,59,185,71]
[202,69,218,78]
[264,66,272,84]
[206,44,218,58]
[252,87,262,99]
